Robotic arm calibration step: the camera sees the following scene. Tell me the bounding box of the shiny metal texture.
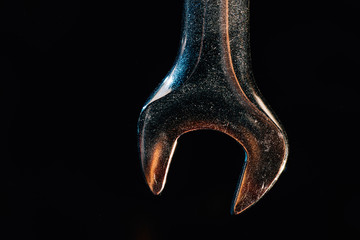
[138,0,289,214]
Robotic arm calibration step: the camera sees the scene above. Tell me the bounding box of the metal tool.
[137,0,289,214]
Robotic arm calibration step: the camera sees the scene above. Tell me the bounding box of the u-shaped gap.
[165,129,247,214]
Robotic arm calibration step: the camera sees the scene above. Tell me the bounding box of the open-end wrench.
[138,0,289,214]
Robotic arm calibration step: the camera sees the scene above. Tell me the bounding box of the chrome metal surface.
[138,0,289,214]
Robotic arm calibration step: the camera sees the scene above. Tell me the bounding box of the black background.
[0,0,359,239]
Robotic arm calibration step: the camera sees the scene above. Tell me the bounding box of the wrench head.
[138,79,288,214]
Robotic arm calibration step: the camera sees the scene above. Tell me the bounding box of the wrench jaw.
[138,117,178,195]
[216,108,287,214]
[230,128,288,215]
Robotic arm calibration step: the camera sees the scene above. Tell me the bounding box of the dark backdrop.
[0,0,359,239]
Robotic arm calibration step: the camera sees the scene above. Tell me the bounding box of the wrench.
[138,0,289,214]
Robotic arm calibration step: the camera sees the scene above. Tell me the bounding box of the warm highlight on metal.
[138,0,289,214]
